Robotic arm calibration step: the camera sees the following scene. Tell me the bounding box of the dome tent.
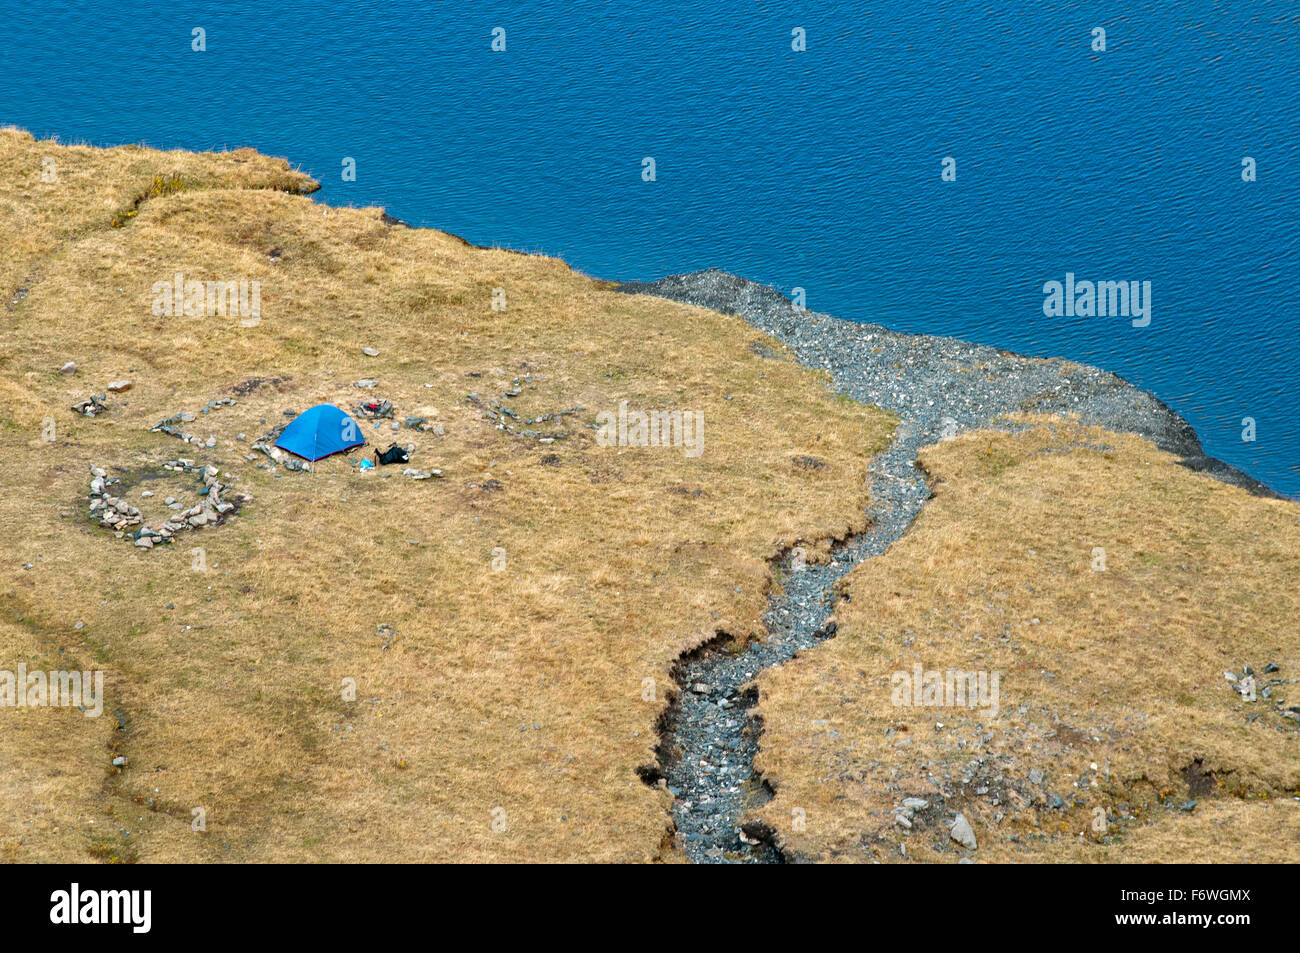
[275,404,365,461]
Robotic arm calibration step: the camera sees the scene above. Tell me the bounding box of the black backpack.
[375,443,410,466]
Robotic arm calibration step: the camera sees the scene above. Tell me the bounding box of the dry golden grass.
[0,128,895,862]
[751,417,1300,862]
[1072,798,1300,863]
[0,618,115,862]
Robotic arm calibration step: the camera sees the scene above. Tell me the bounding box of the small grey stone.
[949,813,977,850]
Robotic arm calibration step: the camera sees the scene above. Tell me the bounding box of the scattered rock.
[88,462,241,548]
[471,377,583,441]
[152,400,234,439]
[59,361,77,375]
[362,347,380,357]
[106,380,132,393]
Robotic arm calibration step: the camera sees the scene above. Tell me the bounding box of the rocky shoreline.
[618,268,1281,501]
[616,268,1286,863]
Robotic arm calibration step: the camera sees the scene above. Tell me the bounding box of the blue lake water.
[4,1,1296,493]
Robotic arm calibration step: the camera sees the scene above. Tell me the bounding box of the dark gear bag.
[375,443,410,466]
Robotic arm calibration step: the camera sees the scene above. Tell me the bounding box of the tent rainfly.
[274,404,366,461]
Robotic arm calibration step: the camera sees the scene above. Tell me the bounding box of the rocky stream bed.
[617,268,1281,864]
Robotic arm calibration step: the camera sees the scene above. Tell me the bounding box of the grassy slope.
[0,129,894,862]
[752,418,1300,862]
[6,129,1295,866]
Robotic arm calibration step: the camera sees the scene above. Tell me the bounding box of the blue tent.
[275,404,365,461]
